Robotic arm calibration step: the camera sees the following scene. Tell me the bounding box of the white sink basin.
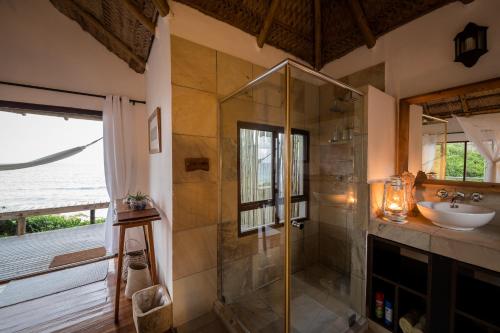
[417,201,495,231]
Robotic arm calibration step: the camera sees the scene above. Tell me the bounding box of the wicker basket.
[122,239,148,282]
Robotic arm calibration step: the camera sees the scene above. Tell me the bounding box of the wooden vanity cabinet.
[367,235,500,333]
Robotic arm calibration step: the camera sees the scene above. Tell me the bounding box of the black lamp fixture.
[454,22,488,68]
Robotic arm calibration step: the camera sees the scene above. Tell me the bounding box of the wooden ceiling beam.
[123,0,156,34]
[348,0,376,49]
[152,0,170,17]
[69,1,146,72]
[257,0,281,48]
[314,0,321,69]
[460,0,475,4]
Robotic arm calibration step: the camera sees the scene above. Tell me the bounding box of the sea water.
[0,161,109,218]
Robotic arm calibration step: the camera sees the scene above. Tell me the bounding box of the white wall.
[322,0,500,99]
[145,17,173,293]
[365,85,397,182]
[169,1,303,70]
[0,0,145,110]
[0,0,150,241]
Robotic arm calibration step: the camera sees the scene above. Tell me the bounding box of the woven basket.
[122,239,148,282]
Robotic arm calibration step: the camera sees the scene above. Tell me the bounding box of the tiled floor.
[226,264,364,333]
[0,224,106,282]
[177,312,229,333]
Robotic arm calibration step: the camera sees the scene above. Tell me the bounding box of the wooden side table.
[113,200,161,323]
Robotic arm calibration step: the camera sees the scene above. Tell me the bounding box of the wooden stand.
[113,200,160,323]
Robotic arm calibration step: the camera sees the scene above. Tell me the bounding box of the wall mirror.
[398,77,500,187]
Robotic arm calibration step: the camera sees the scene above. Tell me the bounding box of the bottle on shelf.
[384,299,393,327]
[375,292,384,319]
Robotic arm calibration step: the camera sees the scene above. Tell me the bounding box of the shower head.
[329,91,358,113]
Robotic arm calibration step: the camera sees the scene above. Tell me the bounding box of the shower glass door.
[219,65,287,332]
[218,60,367,333]
[288,66,367,332]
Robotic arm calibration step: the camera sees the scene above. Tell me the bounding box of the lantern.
[382,176,408,223]
[454,22,488,68]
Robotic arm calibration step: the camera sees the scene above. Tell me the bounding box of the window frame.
[237,121,309,237]
[445,140,488,182]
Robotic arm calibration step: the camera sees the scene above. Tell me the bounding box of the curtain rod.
[0,81,146,105]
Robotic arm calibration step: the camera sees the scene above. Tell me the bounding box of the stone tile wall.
[170,35,321,323]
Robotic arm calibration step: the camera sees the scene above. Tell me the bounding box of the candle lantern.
[454,22,488,68]
[382,176,408,223]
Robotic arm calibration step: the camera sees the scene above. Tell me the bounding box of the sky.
[0,111,103,167]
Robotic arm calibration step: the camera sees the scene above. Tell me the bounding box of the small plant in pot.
[126,192,150,210]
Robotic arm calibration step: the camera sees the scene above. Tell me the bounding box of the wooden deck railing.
[0,202,110,236]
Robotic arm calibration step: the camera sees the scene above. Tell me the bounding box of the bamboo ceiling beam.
[348,0,376,49]
[152,0,170,17]
[257,0,280,48]
[314,0,321,69]
[69,1,146,72]
[123,0,156,34]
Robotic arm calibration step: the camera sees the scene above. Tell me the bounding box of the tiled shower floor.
[226,264,365,333]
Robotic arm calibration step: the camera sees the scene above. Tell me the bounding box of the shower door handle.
[291,220,304,229]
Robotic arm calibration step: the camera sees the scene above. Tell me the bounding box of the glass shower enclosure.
[218,59,368,333]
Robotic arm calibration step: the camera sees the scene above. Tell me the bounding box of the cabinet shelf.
[372,238,428,295]
[455,310,500,332]
[369,235,500,333]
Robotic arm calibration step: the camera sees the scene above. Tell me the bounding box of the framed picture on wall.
[148,107,162,154]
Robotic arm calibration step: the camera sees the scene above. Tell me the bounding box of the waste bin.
[132,284,172,333]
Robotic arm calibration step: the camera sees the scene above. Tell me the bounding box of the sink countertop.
[369,215,500,273]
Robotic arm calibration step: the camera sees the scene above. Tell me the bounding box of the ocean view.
[0,112,108,219]
[0,161,109,218]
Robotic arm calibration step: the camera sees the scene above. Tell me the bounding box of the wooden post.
[17,217,26,236]
[314,0,321,70]
[257,0,280,48]
[348,0,376,48]
[90,209,96,224]
[123,0,156,34]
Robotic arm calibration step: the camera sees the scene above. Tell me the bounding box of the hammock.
[0,137,103,171]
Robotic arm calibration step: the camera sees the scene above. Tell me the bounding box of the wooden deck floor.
[0,224,106,282]
[0,259,136,333]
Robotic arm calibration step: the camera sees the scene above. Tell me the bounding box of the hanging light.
[454,22,488,68]
[382,176,408,223]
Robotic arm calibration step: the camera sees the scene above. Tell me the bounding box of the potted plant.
[126,192,150,210]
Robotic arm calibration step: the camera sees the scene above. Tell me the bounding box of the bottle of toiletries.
[375,292,384,319]
[384,299,393,326]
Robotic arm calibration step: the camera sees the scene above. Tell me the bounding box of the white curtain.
[455,115,500,182]
[421,134,438,173]
[103,96,145,254]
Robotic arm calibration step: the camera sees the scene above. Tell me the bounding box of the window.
[238,122,309,235]
[445,141,487,182]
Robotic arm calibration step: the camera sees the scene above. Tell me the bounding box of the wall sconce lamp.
[382,176,408,223]
[454,22,488,68]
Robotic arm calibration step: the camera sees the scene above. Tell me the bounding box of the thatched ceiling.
[178,0,458,69]
[50,0,161,73]
[423,88,500,119]
[50,0,464,73]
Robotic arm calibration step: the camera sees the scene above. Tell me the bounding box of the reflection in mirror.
[421,115,447,180]
[409,86,500,184]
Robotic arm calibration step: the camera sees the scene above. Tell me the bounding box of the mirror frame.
[397,76,500,190]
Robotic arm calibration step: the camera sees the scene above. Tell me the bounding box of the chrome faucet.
[450,191,465,208]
